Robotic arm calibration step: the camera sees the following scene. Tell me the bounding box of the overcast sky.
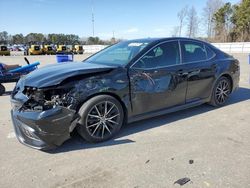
[0,0,240,39]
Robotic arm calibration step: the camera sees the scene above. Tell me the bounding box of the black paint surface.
[10,37,240,149]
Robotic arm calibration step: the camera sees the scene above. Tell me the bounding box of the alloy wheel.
[86,101,120,139]
[215,79,230,104]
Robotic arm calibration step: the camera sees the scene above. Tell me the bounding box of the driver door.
[129,41,188,116]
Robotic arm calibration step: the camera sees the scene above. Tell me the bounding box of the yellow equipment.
[0,45,10,56]
[29,45,43,55]
[73,45,84,54]
[43,45,55,55]
[56,45,67,53]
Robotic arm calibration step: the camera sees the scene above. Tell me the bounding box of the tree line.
[0,32,116,45]
[174,0,250,42]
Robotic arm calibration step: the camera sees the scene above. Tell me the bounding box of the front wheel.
[209,76,232,107]
[77,95,124,143]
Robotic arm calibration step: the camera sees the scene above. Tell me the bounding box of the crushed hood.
[23,61,116,88]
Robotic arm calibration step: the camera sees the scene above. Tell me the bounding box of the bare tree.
[203,0,224,38]
[186,6,199,38]
[0,31,9,44]
[177,6,188,37]
[171,26,180,37]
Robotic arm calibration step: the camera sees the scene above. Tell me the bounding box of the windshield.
[85,41,149,66]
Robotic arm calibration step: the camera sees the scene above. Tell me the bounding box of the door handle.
[190,70,200,74]
[177,69,188,76]
[179,72,189,76]
[154,70,159,74]
[211,64,217,69]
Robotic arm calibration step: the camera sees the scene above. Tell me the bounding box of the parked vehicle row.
[0,44,85,56]
[28,44,85,55]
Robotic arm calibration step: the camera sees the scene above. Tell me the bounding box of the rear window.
[181,41,207,63]
[62,46,66,51]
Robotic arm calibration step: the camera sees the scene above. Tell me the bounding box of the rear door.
[129,40,188,116]
[180,40,216,102]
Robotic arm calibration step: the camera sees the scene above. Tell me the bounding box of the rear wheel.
[209,76,231,107]
[77,95,124,143]
[0,84,5,96]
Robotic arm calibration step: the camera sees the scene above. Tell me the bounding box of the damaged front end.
[11,79,77,150]
[10,61,128,150]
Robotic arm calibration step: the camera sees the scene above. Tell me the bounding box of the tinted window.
[181,41,206,63]
[134,41,180,68]
[206,46,215,59]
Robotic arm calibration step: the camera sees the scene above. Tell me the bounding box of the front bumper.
[11,98,76,150]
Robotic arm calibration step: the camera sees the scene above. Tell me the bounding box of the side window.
[181,41,207,63]
[154,47,163,57]
[134,41,180,68]
[206,46,216,59]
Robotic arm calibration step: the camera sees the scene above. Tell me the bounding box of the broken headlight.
[22,87,69,111]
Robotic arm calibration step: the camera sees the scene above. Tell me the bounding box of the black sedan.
[10,38,240,150]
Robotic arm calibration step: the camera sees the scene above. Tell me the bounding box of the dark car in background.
[10,37,240,150]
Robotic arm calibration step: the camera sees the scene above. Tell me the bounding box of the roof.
[125,37,210,45]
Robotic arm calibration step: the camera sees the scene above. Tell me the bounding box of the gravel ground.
[0,53,249,188]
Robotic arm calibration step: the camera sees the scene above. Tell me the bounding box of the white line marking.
[7,132,16,139]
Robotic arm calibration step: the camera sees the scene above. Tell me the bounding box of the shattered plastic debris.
[204,181,210,187]
[174,177,191,186]
[189,160,194,164]
[145,160,150,164]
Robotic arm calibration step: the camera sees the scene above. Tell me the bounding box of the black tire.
[209,76,232,107]
[77,95,124,143]
[0,84,5,96]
